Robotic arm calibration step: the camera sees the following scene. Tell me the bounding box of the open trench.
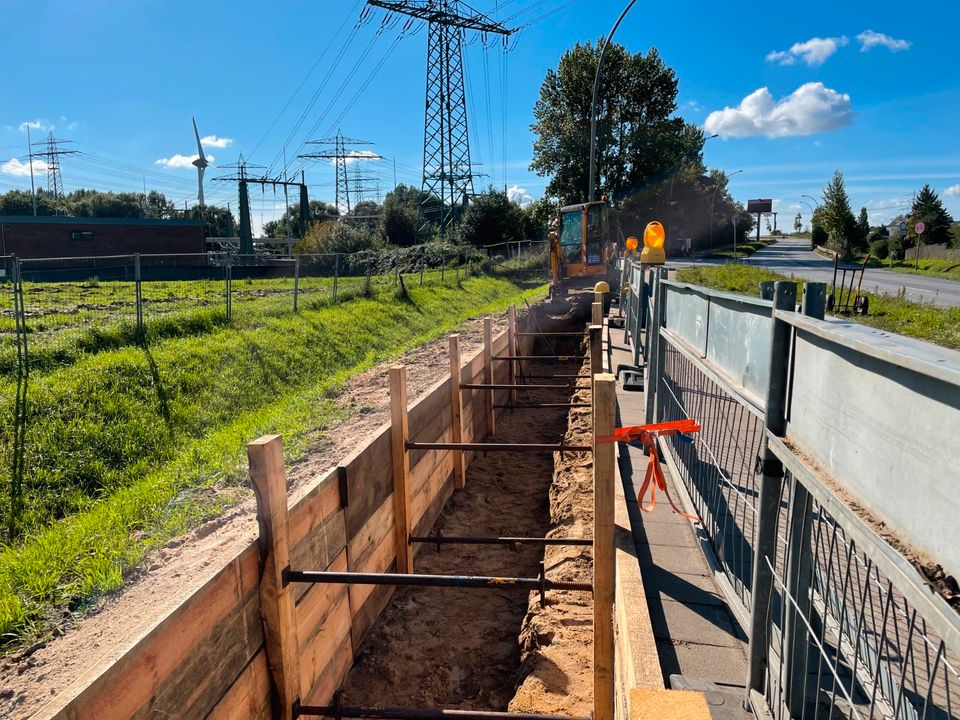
[338,319,596,715]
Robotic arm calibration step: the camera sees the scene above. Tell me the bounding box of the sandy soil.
[509,361,595,717]
[0,314,508,719]
[337,340,597,716]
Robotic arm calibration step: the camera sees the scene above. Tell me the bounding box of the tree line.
[808,171,958,259]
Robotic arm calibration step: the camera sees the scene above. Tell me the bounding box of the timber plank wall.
[41,314,536,720]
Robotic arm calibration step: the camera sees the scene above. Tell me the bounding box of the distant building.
[0,216,206,259]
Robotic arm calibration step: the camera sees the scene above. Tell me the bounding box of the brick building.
[0,216,206,258]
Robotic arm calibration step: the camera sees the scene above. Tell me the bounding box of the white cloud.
[18,119,47,133]
[155,153,214,168]
[944,184,960,197]
[766,36,848,67]
[857,30,911,53]
[1,157,49,176]
[704,82,854,139]
[200,135,233,149]
[507,185,533,207]
[686,99,703,113]
[340,150,380,166]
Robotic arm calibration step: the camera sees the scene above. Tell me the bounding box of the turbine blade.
[192,116,206,160]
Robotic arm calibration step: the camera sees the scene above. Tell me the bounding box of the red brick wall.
[0,221,205,258]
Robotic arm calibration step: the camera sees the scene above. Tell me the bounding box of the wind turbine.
[191,117,210,206]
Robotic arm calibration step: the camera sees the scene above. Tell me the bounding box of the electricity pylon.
[299,131,382,215]
[367,1,513,237]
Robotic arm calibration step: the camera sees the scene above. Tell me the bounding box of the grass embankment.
[704,237,775,260]
[869,257,960,281]
[0,273,545,644]
[675,264,960,350]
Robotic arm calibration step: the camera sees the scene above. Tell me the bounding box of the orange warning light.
[625,236,639,252]
[643,222,665,249]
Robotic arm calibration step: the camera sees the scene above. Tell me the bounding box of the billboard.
[747,198,773,213]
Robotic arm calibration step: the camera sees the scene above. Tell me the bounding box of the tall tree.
[820,171,857,256]
[453,189,524,248]
[794,212,802,233]
[857,207,870,243]
[530,41,704,206]
[906,184,954,247]
[379,184,430,246]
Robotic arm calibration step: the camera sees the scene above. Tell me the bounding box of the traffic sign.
[915,221,925,235]
[899,221,907,232]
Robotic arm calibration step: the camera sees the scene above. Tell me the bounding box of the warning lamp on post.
[640,221,666,265]
[624,236,639,256]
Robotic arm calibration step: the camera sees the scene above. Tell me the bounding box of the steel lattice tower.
[368,1,512,237]
[30,132,77,206]
[300,131,381,214]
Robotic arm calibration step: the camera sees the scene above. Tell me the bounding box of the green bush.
[870,238,889,260]
[888,234,904,261]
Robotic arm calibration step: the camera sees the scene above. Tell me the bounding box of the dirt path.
[0,314,507,719]
[338,356,570,709]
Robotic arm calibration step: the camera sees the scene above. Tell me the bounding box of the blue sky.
[2,0,959,233]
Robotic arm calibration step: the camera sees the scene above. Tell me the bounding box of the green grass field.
[0,268,545,646]
[704,238,775,260]
[675,264,960,350]
[871,256,960,281]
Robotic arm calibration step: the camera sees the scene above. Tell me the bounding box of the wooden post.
[448,335,466,489]
[589,324,603,380]
[390,367,414,574]
[592,300,603,326]
[593,374,616,720]
[507,305,517,405]
[483,317,495,437]
[248,435,301,720]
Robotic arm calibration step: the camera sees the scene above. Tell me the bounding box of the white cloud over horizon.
[1,157,50,176]
[200,135,232,149]
[766,36,848,66]
[945,184,960,197]
[155,153,214,169]
[507,185,533,207]
[857,30,911,53]
[704,83,854,139]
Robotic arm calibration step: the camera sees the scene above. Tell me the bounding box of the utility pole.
[299,130,381,215]
[30,131,78,214]
[368,1,513,237]
[26,126,37,216]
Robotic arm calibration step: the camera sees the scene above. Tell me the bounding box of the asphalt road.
[677,237,960,308]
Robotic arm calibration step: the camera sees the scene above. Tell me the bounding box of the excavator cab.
[549,199,617,297]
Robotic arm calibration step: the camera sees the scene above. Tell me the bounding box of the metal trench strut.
[409,528,592,552]
[297,695,591,720]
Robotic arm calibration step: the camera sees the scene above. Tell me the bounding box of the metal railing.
[628,260,960,719]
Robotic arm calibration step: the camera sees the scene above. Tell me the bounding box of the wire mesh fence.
[639,269,960,720]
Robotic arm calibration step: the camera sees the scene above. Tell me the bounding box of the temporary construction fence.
[34,308,618,720]
[620,260,960,719]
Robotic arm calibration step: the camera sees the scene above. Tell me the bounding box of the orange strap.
[595,419,701,522]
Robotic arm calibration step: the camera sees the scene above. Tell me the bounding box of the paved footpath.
[605,312,752,719]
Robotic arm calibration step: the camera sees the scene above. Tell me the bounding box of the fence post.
[134,253,143,338]
[389,367,414,574]
[589,325,602,379]
[780,286,825,716]
[225,254,233,322]
[644,267,667,422]
[631,264,644,365]
[483,317,495,437]
[507,305,517,405]
[745,281,798,709]
[592,300,603,326]
[333,254,340,303]
[293,255,300,313]
[448,335,466,489]
[593,373,616,720]
[248,435,301,720]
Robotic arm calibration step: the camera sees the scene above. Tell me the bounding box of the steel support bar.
[492,355,584,361]
[460,383,583,390]
[285,570,593,593]
[515,331,584,337]
[405,441,591,452]
[520,373,590,379]
[409,534,592,547]
[493,403,592,409]
[297,704,590,720]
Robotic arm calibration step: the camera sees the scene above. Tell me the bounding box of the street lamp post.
[588,0,638,202]
[710,168,742,249]
[802,194,821,210]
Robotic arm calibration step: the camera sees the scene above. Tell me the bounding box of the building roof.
[0,215,206,227]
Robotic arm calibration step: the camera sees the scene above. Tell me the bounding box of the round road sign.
[915,221,926,235]
[899,221,907,232]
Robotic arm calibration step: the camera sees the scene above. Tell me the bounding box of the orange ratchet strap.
[596,419,701,522]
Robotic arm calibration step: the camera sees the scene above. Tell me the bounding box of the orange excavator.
[547,197,619,298]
